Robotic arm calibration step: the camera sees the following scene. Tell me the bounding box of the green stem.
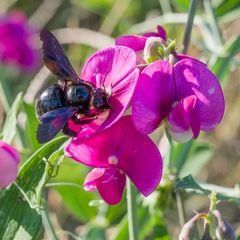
[176,190,186,227]
[41,196,59,240]
[41,206,59,240]
[182,0,198,54]
[208,192,217,239]
[203,0,223,47]
[127,178,139,240]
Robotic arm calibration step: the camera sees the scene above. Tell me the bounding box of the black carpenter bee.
[35,30,110,143]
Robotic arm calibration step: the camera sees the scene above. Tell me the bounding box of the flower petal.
[65,116,163,196]
[116,116,162,196]
[81,46,137,89]
[84,166,126,205]
[0,141,20,188]
[84,168,105,191]
[132,60,175,134]
[174,53,207,66]
[143,25,167,41]
[174,59,225,131]
[167,95,200,143]
[115,35,147,51]
[98,68,139,131]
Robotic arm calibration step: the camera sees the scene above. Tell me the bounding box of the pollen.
[105,87,111,96]
[108,155,118,165]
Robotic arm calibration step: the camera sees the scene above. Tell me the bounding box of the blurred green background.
[0,0,239,239]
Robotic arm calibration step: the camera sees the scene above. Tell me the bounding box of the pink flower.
[116,25,166,64]
[70,46,139,137]
[132,59,225,143]
[0,141,20,188]
[65,116,162,205]
[0,12,39,71]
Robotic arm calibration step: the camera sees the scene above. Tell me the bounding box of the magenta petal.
[84,167,126,204]
[143,25,167,41]
[98,69,139,131]
[89,166,126,205]
[115,117,162,196]
[174,53,207,66]
[65,116,162,196]
[167,95,200,142]
[76,69,139,135]
[65,130,112,168]
[115,35,147,51]
[174,59,225,131]
[0,141,20,188]
[81,46,137,89]
[157,25,167,41]
[84,168,105,191]
[132,60,175,134]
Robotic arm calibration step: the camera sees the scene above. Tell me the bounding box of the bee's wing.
[37,107,78,143]
[40,30,79,83]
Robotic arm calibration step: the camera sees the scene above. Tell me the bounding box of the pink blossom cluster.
[63,26,224,204]
[0,12,39,71]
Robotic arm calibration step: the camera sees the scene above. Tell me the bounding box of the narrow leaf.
[0,136,67,240]
[2,92,22,144]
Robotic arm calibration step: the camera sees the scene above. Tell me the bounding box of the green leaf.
[215,0,240,17]
[175,175,240,204]
[1,92,22,144]
[23,102,41,151]
[211,36,240,83]
[0,136,68,240]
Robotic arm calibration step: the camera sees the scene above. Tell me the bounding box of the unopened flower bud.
[144,37,166,63]
[179,213,207,240]
[216,220,236,240]
[0,141,20,188]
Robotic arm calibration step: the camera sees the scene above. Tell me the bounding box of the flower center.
[108,155,118,165]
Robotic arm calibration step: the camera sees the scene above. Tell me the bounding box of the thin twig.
[125,13,202,35]
[203,0,223,47]
[53,28,114,49]
[182,0,199,54]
